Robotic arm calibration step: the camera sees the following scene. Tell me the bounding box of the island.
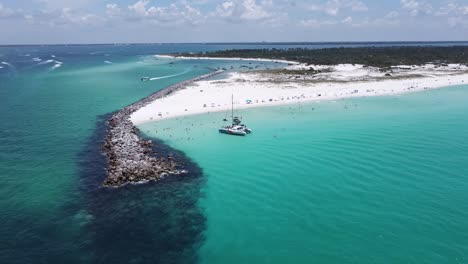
[106,46,468,187]
[131,46,468,125]
[172,46,468,68]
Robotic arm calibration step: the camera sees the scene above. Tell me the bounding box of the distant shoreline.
[156,54,299,65]
[171,46,468,68]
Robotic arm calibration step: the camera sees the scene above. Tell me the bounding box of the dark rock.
[102,70,224,188]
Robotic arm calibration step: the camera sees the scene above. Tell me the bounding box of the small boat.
[219,95,252,136]
[141,77,150,82]
[218,125,247,136]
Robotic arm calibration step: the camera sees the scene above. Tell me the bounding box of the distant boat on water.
[140,77,150,82]
[219,95,252,136]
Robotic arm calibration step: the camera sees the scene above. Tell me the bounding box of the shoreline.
[130,63,468,125]
[102,69,224,187]
[156,54,300,65]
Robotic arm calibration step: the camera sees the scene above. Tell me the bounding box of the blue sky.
[0,0,467,44]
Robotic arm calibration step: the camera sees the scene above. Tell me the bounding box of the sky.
[0,0,467,44]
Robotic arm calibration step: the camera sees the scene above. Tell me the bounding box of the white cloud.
[106,4,122,17]
[463,6,468,15]
[1,0,468,43]
[342,16,353,24]
[213,0,273,22]
[436,3,458,16]
[147,4,205,24]
[299,19,323,28]
[241,0,271,20]
[35,0,96,9]
[215,1,237,18]
[0,3,20,19]
[299,16,356,28]
[435,2,468,16]
[385,11,399,19]
[183,5,206,24]
[427,2,468,28]
[400,0,432,16]
[261,0,273,6]
[27,8,104,27]
[447,15,468,28]
[358,17,400,27]
[123,0,205,25]
[307,0,368,16]
[128,0,149,17]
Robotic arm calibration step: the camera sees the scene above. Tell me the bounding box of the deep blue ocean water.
[1,42,467,264]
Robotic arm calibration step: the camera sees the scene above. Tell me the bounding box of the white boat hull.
[219,127,247,136]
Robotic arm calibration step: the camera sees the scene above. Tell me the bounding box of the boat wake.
[37,59,63,70]
[149,70,189,81]
[51,61,63,70]
[38,59,55,65]
[1,61,13,67]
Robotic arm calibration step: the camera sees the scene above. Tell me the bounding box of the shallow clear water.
[1,43,468,264]
[141,87,468,264]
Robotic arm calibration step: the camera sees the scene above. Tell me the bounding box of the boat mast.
[231,94,234,123]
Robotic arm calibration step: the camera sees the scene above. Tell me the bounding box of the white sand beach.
[155,55,299,65]
[131,62,468,125]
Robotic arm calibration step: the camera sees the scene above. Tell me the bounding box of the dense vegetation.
[174,46,468,68]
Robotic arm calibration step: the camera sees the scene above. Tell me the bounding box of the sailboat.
[218,95,252,136]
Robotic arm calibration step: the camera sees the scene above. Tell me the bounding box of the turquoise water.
[0,44,285,263]
[141,86,468,264]
[1,43,468,263]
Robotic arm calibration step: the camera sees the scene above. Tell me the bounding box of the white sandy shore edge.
[156,54,299,65]
[131,63,468,125]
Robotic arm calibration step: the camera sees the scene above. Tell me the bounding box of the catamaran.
[219,95,252,136]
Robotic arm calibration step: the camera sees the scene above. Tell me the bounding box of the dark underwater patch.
[77,113,206,264]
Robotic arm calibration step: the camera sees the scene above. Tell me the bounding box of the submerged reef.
[102,70,223,187]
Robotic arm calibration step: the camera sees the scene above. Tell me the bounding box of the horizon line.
[1,40,468,47]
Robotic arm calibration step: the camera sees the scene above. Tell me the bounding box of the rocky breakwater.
[102,70,224,187]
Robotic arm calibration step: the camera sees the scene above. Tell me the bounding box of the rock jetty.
[102,70,224,187]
